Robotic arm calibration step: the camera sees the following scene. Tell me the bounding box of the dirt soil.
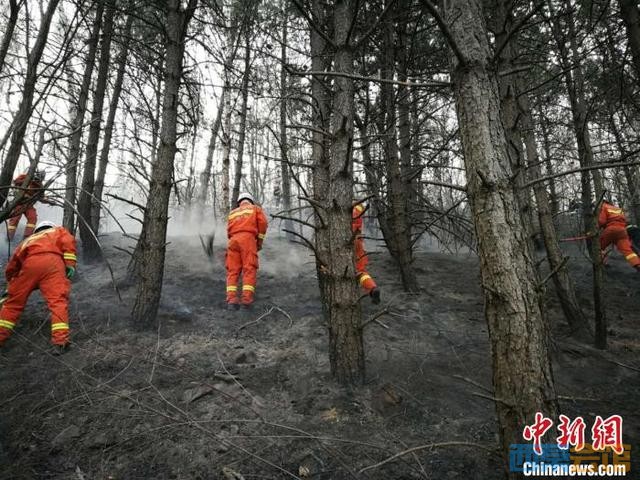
[0,234,638,479]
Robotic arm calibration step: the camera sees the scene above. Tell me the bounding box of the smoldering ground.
[0,209,638,478]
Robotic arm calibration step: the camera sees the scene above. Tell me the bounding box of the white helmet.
[237,192,255,205]
[34,220,57,233]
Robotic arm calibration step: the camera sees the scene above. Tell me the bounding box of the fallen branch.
[236,306,276,332]
[359,441,498,473]
[537,256,569,290]
[213,372,239,383]
[451,374,492,393]
[361,308,390,330]
[273,304,294,328]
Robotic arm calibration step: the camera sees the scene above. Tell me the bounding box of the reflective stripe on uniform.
[607,208,623,215]
[0,320,16,330]
[228,209,254,221]
[19,229,54,252]
[257,233,265,239]
[0,319,15,330]
[226,285,237,292]
[7,226,16,230]
[51,322,69,331]
[359,274,372,285]
[63,253,77,261]
[625,253,638,260]
[242,285,255,292]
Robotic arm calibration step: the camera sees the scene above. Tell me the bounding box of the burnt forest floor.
[0,234,638,479]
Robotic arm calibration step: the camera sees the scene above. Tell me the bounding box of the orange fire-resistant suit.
[0,227,77,346]
[353,204,377,293]
[226,200,268,306]
[6,173,44,240]
[598,201,640,269]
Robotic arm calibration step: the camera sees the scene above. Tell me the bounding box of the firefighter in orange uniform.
[0,221,76,353]
[353,203,381,304]
[598,200,640,271]
[6,170,47,241]
[226,193,268,310]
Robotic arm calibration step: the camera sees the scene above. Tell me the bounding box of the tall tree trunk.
[131,0,196,328]
[216,17,240,215]
[493,1,538,251]
[231,29,251,206]
[310,0,332,321]
[550,0,607,349]
[78,0,116,260]
[92,12,134,232]
[494,0,588,337]
[62,1,104,232]
[0,0,20,78]
[396,1,419,237]
[443,0,558,471]
[619,0,640,82]
[127,66,163,281]
[279,7,293,240]
[378,1,419,292]
[185,126,198,206]
[538,105,560,216]
[525,112,590,338]
[199,90,224,206]
[325,0,364,385]
[0,0,60,212]
[221,82,232,215]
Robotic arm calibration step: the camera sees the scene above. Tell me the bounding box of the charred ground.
[0,235,638,479]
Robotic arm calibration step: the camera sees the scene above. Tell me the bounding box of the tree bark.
[443,0,558,471]
[310,0,332,319]
[619,0,640,83]
[538,105,560,216]
[221,81,232,215]
[325,0,364,385]
[0,0,20,77]
[493,0,539,251]
[78,0,116,260]
[62,1,104,233]
[131,0,197,328]
[231,29,251,206]
[92,12,134,233]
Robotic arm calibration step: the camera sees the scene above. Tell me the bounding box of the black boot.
[370,288,381,305]
[52,343,70,356]
[227,303,240,311]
